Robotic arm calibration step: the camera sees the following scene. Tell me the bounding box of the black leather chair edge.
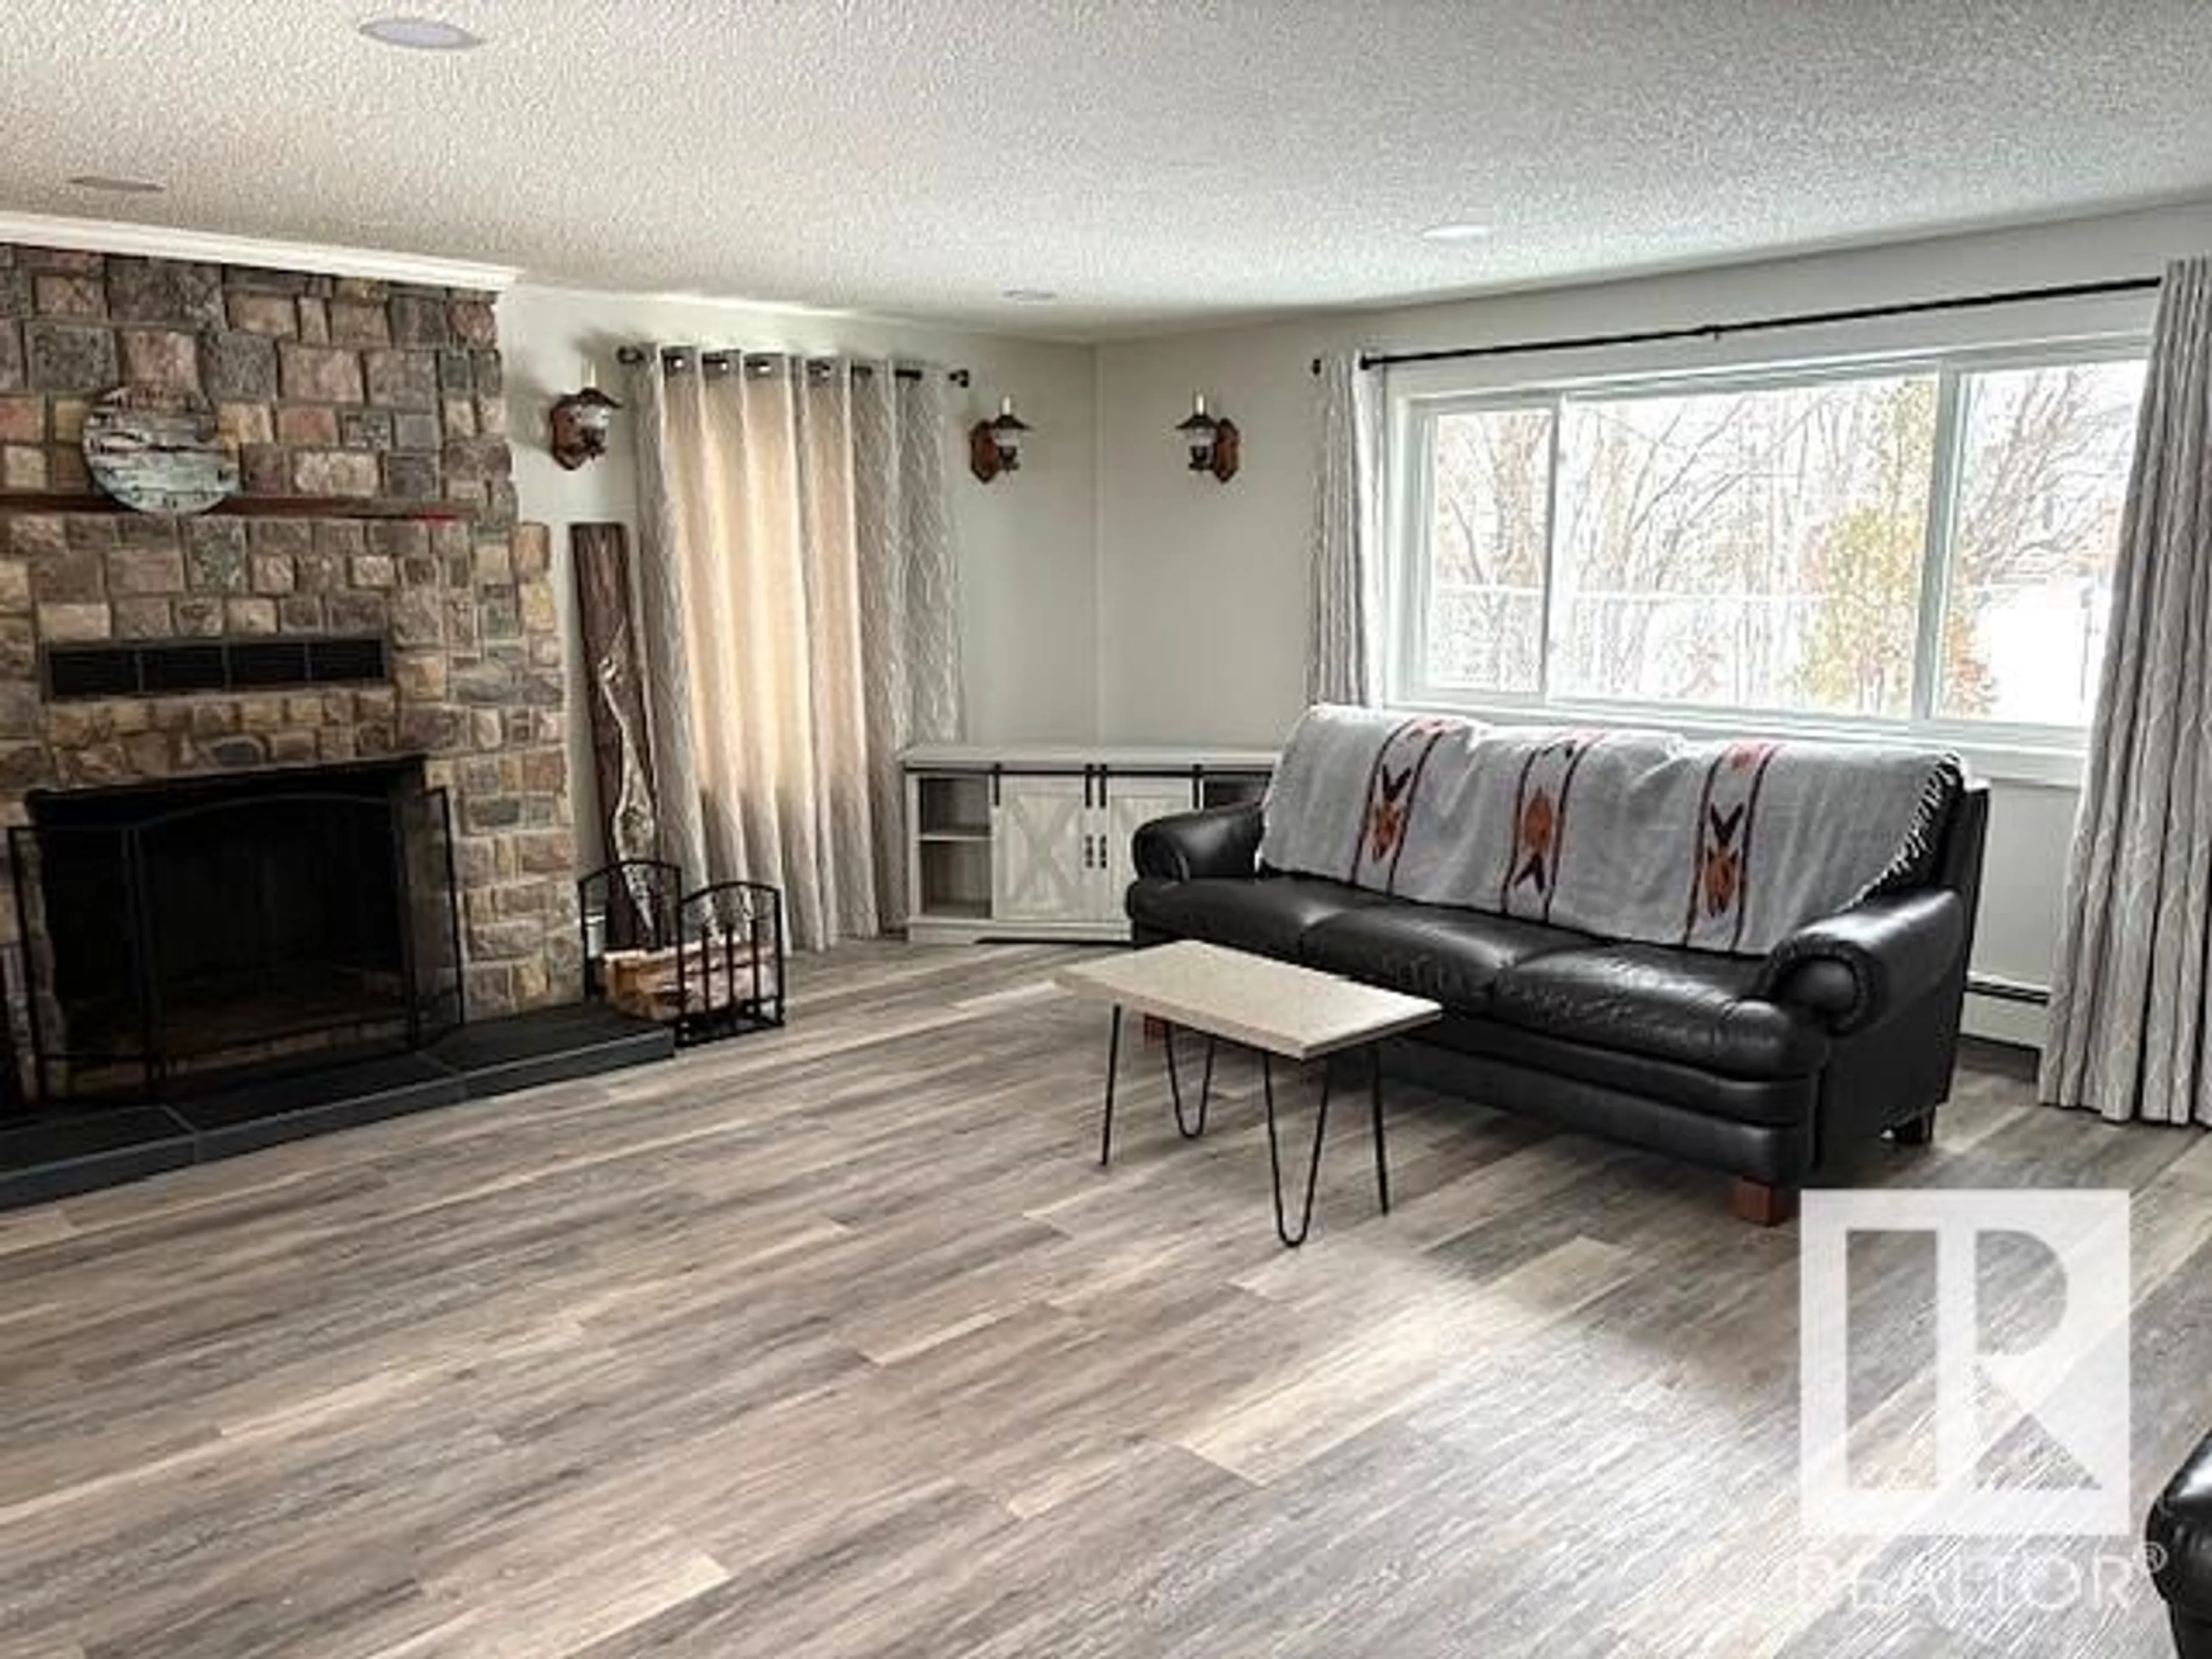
[2152,1434,2212,1656]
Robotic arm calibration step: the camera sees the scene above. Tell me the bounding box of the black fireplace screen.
[7,761,463,1104]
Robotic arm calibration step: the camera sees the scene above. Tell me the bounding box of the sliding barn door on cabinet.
[1096,780,1200,917]
[990,775,1092,925]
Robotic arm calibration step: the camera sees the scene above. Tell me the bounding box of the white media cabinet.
[902,744,1276,944]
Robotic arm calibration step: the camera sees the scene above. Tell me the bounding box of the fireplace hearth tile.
[431,1001,674,1099]
[173,1051,466,1158]
[0,1004,674,1212]
[0,1105,196,1209]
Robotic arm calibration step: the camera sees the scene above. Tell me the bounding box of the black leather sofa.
[2153,1436,2212,1654]
[1127,783,1987,1223]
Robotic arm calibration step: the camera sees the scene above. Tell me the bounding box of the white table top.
[1056,941,1441,1061]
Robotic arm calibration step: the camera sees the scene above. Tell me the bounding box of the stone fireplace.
[0,241,579,1103]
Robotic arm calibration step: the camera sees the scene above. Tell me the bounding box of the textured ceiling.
[2,1,2209,339]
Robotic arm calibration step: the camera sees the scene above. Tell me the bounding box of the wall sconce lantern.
[549,368,622,470]
[968,396,1032,483]
[1175,393,1240,483]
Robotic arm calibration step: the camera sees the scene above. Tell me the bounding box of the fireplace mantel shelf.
[0,493,478,522]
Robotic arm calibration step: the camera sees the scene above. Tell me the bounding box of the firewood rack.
[577,861,785,1045]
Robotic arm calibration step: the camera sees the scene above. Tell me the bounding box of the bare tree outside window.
[1409,350,2145,732]
[1941,361,2145,724]
[1426,406,1551,692]
[1553,374,1936,717]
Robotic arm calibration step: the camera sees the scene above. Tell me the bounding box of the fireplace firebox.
[9,759,463,1104]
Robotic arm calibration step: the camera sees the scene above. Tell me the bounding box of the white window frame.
[1383,336,2149,785]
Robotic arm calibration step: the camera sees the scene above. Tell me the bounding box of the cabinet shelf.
[914,897,991,922]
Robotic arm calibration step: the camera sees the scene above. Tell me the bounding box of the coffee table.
[1055,941,1442,1245]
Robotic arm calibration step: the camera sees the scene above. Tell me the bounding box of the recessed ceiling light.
[1001,288,1058,303]
[1420,222,1494,244]
[358,16,484,50]
[66,175,165,195]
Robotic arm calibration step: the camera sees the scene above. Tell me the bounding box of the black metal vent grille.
[44,636,389,701]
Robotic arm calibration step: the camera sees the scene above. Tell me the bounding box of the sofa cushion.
[1419,1010,1820,1130]
[1301,906,1592,1013]
[1487,943,1830,1080]
[1126,875,1400,961]
[1399,1020,1820,1154]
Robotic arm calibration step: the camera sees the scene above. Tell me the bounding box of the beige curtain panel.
[1306,351,1383,706]
[2041,256,2212,1123]
[627,351,961,950]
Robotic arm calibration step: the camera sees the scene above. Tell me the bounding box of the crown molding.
[0,211,520,293]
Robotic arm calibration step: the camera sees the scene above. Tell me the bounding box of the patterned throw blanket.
[1259,705,1961,956]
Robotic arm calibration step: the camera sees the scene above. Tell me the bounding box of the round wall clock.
[82,385,240,516]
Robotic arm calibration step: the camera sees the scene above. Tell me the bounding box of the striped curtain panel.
[626,351,961,950]
[2041,256,2212,1123]
[1306,351,1383,706]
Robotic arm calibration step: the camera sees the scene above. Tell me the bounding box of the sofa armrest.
[1132,802,1264,881]
[1756,889,1966,1036]
[2150,1432,2212,1627]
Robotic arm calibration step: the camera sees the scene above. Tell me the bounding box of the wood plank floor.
[0,941,2200,1657]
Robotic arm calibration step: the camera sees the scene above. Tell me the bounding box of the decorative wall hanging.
[570,521,663,868]
[81,386,238,514]
[1175,393,1240,482]
[550,368,622,469]
[968,396,1032,482]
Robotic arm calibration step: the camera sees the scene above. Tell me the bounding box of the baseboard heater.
[1967,973,2050,1007]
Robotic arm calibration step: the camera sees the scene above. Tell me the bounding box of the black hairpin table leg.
[1262,1051,1335,1247]
[1369,1042,1391,1215]
[1098,1004,1122,1166]
[1164,1024,1217,1139]
[1099,1013,1393,1248]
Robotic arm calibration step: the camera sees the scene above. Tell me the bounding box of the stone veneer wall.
[0,243,577,1018]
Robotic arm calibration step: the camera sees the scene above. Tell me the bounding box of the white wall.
[1093,200,2212,1043]
[498,282,1099,869]
[497,204,2212,1046]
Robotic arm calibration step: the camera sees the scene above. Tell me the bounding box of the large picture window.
[1396,349,2146,739]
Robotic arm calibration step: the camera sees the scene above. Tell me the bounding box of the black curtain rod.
[1321,274,2161,375]
[612,344,969,386]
